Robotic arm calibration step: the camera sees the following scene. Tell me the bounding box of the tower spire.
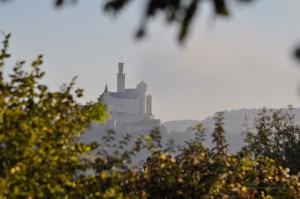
[117,62,125,92]
[104,84,108,93]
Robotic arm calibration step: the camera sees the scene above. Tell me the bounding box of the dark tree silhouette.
[0,0,258,42]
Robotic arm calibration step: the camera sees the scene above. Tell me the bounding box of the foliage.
[1,35,300,198]
[128,114,300,199]
[245,106,300,175]
[212,111,228,153]
[103,0,256,42]
[134,148,300,198]
[0,33,110,198]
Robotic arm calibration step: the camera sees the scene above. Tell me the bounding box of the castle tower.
[146,95,152,115]
[117,62,125,92]
[137,81,147,114]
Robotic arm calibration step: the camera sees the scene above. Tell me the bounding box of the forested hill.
[82,108,300,156]
[163,108,300,152]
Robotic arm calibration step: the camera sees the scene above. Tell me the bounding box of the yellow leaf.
[242,186,247,193]
[178,178,184,183]
[101,172,107,179]
[160,154,166,160]
[170,156,176,163]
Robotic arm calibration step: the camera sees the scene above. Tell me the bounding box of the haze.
[1,0,300,122]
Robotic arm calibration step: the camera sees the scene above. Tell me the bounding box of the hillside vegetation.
[163,108,300,153]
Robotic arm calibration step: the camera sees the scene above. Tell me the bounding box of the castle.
[99,62,161,133]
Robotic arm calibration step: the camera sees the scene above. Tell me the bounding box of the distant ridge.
[163,108,300,152]
[82,107,300,164]
[163,120,199,132]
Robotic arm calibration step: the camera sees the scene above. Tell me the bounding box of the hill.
[163,108,300,152]
[81,107,300,164]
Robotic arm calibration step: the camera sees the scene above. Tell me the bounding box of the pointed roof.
[99,84,109,101]
[104,84,109,93]
[137,80,147,88]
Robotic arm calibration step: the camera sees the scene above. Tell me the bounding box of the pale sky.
[1,0,300,122]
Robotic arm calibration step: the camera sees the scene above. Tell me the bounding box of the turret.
[137,81,147,114]
[117,62,125,92]
[146,95,152,115]
[104,84,109,93]
[99,84,110,103]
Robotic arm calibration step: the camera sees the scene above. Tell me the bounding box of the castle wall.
[109,97,140,115]
[112,113,147,124]
[114,119,161,134]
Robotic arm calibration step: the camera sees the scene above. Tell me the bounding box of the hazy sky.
[1,0,300,122]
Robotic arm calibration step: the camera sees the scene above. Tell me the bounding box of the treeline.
[0,34,299,198]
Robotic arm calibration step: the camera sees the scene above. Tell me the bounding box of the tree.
[131,114,300,198]
[0,33,110,198]
[245,106,300,175]
[212,111,228,153]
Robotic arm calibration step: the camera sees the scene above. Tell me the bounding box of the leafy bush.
[0,33,109,198]
[127,115,300,198]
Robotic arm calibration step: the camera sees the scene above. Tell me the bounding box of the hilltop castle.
[99,62,161,133]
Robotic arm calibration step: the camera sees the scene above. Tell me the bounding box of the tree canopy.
[245,107,300,175]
